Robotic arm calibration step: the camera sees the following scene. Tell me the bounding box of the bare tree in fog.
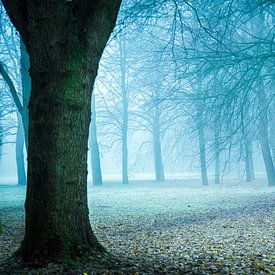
[95,26,143,184]
[0,7,28,185]
[168,0,275,185]
[89,93,103,186]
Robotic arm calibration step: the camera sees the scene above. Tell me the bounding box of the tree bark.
[2,0,121,263]
[89,94,103,186]
[16,113,27,186]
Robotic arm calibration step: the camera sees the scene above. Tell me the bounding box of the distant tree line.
[0,0,274,187]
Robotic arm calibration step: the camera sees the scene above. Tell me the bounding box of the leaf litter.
[0,181,274,274]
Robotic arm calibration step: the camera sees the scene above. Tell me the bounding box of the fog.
[0,127,269,184]
[0,0,274,273]
[0,16,273,185]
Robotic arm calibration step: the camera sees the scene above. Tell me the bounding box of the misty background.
[0,1,274,186]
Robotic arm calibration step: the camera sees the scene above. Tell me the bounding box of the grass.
[0,179,274,273]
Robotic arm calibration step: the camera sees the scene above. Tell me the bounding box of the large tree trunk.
[89,94,103,186]
[119,34,129,185]
[153,101,165,182]
[16,113,26,186]
[3,0,121,263]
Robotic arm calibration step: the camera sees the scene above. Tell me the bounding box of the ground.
[0,180,274,274]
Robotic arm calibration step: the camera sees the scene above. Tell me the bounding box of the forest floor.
[0,180,274,274]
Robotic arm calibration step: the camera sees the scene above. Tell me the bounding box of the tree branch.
[1,0,28,43]
[0,61,23,115]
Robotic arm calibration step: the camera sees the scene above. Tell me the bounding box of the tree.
[258,85,275,186]
[195,103,208,186]
[20,39,31,148]
[89,93,103,186]
[95,29,137,185]
[16,39,30,186]
[2,0,121,263]
[0,60,27,185]
[0,9,29,185]
[118,33,129,184]
[135,72,167,182]
[168,0,274,185]
[214,119,221,184]
[0,66,17,163]
[269,101,275,164]
[15,114,26,185]
[241,105,255,183]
